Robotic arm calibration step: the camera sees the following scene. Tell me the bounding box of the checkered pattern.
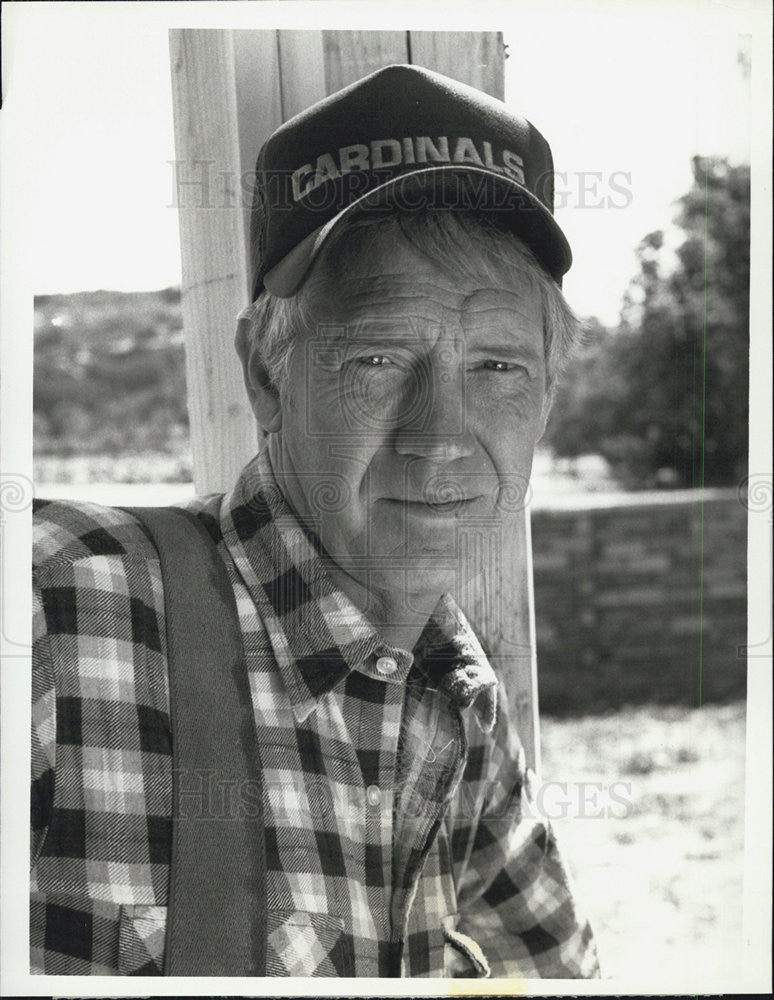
[31,449,600,977]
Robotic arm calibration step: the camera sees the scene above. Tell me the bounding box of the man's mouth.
[381,495,482,512]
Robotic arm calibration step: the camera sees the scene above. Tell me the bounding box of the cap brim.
[262,165,571,298]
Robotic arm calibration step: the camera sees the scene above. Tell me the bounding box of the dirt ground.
[540,700,747,986]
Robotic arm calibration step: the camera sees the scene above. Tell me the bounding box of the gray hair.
[241,210,582,409]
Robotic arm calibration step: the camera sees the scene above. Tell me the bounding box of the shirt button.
[376,655,397,675]
[366,784,381,807]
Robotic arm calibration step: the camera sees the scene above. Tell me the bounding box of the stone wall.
[530,490,747,714]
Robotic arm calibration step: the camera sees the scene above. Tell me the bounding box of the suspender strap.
[123,506,266,976]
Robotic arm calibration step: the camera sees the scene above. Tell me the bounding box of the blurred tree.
[545,156,750,488]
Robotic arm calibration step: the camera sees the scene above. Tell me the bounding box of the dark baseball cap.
[249,63,571,299]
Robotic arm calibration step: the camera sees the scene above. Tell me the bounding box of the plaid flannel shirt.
[31,448,600,978]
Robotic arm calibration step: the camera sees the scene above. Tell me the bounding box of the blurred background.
[20,6,751,986]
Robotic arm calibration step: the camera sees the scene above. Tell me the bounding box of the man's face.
[270,223,547,605]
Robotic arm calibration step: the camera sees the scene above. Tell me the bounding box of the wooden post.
[408,31,505,96]
[168,29,540,771]
[168,29,258,494]
[322,31,409,91]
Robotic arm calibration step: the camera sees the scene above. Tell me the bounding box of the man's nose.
[394,360,474,461]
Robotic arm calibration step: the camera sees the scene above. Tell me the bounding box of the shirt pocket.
[442,912,490,978]
[265,910,345,977]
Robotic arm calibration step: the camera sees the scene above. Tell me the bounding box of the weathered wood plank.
[168,29,258,494]
[322,30,409,93]
[277,30,327,119]
[409,31,505,98]
[232,29,283,268]
[455,499,540,771]
[520,508,540,773]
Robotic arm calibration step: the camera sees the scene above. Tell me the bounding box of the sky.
[3,2,752,326]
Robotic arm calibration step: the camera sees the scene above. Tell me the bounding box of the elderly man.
[31,65,599,978]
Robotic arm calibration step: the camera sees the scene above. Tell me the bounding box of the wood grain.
[168,29,259,494]
[232,30,283,268]
[455,505,540,771]
[277,31,327,119]
[409,32,505,98]
[322,31,409,93]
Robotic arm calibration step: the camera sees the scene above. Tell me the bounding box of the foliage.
[34,288,190,460]
[545,157,750,488]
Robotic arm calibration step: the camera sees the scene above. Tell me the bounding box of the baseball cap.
[249,64,571,299]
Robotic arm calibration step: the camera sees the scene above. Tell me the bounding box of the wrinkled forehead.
[301,213,543,320]
[294,228,544,358]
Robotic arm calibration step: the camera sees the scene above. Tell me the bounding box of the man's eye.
[483,359,520,372]
[355,355,391,367]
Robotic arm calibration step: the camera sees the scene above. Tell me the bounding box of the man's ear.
[234,315,282,434]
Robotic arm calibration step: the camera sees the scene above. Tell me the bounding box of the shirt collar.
[219,448,498,733]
